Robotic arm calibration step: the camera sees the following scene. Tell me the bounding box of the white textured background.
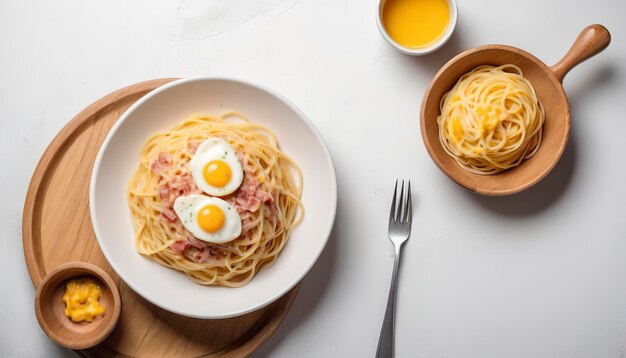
[1,0,625,357]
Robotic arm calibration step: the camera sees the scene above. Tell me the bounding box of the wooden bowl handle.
[550,24,611,82]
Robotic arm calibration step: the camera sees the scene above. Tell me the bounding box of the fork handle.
[376,245,401,358]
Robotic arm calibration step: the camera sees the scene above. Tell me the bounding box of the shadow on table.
[464,63,617,217]
[465,131,578,217]
[253,205,340,357]
[49,343,75,357]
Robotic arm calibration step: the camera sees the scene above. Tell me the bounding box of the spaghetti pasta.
[437,65,545,174]
[127,113,303,287]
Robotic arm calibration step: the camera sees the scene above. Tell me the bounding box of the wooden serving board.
[22,79,299,357]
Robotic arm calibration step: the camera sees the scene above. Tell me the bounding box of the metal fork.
[376,180,412,358]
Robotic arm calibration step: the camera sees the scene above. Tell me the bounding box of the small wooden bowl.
[420,24,611,195]
[34,262,121,350]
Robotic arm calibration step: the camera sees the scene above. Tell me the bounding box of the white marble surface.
[1,0,625,357]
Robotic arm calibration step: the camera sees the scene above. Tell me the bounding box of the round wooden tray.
[22,78,299,357]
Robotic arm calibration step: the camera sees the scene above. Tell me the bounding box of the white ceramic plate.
[90,77,337,319]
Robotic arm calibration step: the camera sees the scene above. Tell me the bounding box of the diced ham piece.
[231,183,272,212]
[187,236,208,249]
[150,153,172,174]
[162,208,177,222]
[169,173,197,197]
[191,249,225,265]
[237,196,261,212]
[188,140,202,154]
[193,250,210,263]
[159,186,173,207]
[170,240,188,254]
[255,190,273,203]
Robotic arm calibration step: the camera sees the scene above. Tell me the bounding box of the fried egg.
[190,137,243,196]
[173,195,242,244]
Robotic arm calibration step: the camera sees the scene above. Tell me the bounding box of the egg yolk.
[450,117,464,143]
[197,204,225,233]
[476,106,503,134]
[203,160,232,187]
[62,277,106,323]
[382,0,450,49]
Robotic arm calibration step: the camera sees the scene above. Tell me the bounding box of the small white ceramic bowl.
[376,0,458,56]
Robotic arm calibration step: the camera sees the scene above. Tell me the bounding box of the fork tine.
[395,180,404,223]
[389,180,398,224]
[404,181,412,224]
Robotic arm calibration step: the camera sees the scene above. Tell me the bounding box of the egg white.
[190,138,244,196]
[173,194,242,244]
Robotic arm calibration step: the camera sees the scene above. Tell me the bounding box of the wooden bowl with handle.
[420,24,611,195]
